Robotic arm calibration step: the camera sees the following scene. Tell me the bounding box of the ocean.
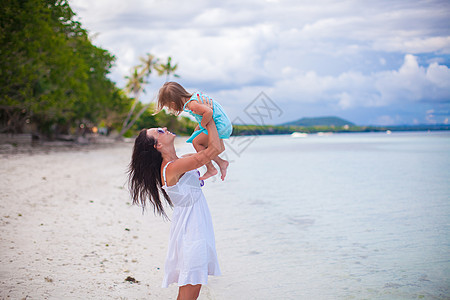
[189,131,450,299]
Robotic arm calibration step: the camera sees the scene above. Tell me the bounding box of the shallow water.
[195,131,450,299]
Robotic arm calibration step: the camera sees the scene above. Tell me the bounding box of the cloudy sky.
[69,0,450,126]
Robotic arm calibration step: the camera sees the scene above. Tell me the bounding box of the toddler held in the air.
[157,82,233,180]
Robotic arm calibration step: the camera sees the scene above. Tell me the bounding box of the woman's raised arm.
[168,118,223,177]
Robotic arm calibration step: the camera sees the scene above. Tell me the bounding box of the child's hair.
[157,82,193,115]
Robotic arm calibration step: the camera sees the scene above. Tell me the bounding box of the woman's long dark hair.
[128,129,172,218]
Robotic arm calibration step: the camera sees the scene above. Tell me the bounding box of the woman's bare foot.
[199,167,218,180]
[216,160,229,181]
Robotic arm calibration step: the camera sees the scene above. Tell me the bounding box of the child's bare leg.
[192,133,217,180]
[212,139,229,181]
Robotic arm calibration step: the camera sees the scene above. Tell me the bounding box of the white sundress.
[161,161,221,288]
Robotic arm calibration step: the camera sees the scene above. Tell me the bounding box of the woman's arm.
[166,120,223,180]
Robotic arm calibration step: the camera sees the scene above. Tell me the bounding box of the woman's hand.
[199,94,213,109]
[190,94,213,128]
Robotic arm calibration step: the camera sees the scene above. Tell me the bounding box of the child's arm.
[188,96,213,128]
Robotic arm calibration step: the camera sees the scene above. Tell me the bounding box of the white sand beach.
[2,132,449,299]
[0,139,217,299]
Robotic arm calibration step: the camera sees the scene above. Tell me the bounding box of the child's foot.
[199,168,218,181]
[217,160,229,181]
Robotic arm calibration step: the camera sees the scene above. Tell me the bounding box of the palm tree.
[155,56,180,81]
[120,66,146,134]
[118,54,180,137]
[138,53,159,78]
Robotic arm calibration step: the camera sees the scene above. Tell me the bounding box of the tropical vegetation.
[232,123,450,136]
[0,0,196,140]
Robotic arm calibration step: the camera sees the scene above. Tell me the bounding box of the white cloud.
[69,0,450,125]
[427,62,450,88]
[376,54,450,103]
[376,115,402,126]
[218,54,450,112]
[374,36,450,54]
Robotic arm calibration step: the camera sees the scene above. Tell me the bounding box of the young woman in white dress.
[128,95,223,300]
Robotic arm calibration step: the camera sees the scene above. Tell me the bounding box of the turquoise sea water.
[194,131,450,299]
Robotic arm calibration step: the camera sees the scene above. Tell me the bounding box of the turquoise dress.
[183,92,233,143]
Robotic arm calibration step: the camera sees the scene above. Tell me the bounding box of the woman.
[128,96,224,300]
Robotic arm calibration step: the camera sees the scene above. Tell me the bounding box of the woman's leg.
[177,284,202,300]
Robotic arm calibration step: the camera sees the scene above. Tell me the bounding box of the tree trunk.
[117,102,151,138]
[120,90,141,132]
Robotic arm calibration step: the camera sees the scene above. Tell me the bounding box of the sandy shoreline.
[0,137,217,299]
[3,132,447,299]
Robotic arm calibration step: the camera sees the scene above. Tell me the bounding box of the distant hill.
[281,116,355,127]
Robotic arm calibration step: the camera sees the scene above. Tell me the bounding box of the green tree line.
[0,0,196,139]
[232,124,450,136]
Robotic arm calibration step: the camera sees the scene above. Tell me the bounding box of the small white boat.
[317,132,333,136]
[386,130,392,134]
[291,132,308,138]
